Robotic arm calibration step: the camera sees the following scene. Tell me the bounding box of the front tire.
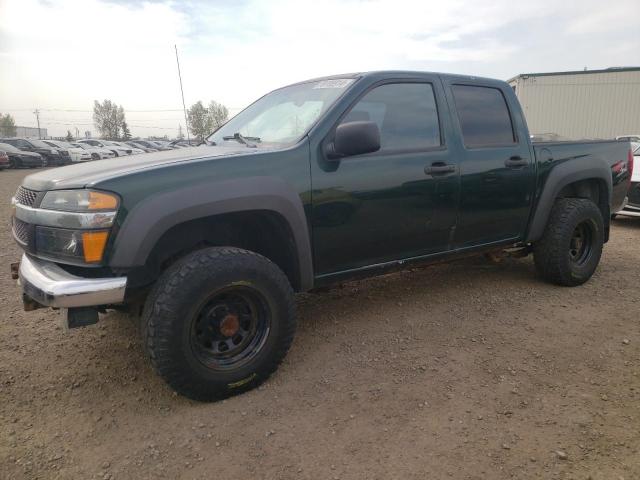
[141,247,296,401]
[534,198,604,286]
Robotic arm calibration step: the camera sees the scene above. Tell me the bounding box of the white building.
[15,125,47,138]
[508,67,640,140]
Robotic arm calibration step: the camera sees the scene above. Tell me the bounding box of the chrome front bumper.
[18,254,127,308]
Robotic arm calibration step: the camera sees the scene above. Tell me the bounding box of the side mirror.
[327,121,381,159]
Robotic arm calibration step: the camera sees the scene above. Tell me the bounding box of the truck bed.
[532,140,631,213]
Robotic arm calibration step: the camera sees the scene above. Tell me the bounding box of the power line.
[4,107,244,113]
[38,120,177,130]
[4,108,185,113]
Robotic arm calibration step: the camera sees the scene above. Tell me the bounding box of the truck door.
[311,79,460,276]
[443,82,535,248]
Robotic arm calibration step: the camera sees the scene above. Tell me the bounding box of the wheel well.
[144,210,302,291]
[556,178,610,240]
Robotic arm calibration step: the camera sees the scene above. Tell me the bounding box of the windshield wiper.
[222,132,260,148]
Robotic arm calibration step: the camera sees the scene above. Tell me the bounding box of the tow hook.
[65,308,100,329]
[22,294,46,311]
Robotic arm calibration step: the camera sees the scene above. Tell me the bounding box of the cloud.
[0,0,638,137]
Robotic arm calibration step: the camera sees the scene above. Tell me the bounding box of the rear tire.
[141,247,296,401]
[534,198,604,286]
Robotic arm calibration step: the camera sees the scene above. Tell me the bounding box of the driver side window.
[340,82,441,152]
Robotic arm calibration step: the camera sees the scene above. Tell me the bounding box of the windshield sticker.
[313,79,354,89]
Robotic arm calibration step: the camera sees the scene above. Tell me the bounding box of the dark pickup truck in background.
[11,71,633,401]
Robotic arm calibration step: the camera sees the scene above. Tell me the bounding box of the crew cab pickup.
[11,71,633,401]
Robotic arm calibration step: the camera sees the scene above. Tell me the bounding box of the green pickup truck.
[12,71,633,401]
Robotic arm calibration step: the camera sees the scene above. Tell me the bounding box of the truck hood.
[21,145,257,191]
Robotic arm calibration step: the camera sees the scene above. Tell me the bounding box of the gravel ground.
[1,168,639,480]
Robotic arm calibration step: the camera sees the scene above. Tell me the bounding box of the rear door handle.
[424,163,457,175]
[504,156,528,168]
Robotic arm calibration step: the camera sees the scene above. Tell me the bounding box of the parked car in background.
[531,133,568,142]
[150,140,177,150]
[170,139,201,147]
[43,140,92,163]
[133,139,172,151]
[70,142,116,160]
[125,141,157,153]
[77,139,133,157]
[0,137,69,166]
[0,149,9,170]
[616,135,640,142]
[615,142,640,218]
[109,141,145,155]
[0,142,44,168]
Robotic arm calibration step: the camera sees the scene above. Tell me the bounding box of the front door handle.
[504,156,528,168]
[424,163,457,175]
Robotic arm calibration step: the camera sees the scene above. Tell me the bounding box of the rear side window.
[452,85,516,148]
[341,83,441,151]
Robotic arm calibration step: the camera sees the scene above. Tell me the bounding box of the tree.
[177,125,185,140]
[0,113,17,137]
[187,101,213,142]
[65,130,74,142]
[93,100,126,139]
[121,121,132,140]
[208,101,229,130]
[186,100,230,141]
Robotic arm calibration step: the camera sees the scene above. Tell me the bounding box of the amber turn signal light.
[88,191,119,210]
[82,231,109,263]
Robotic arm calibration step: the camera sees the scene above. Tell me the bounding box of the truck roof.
[286,70,508,88]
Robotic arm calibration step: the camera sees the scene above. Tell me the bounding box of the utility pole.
[33,109,41,139]
[174,45,191,144]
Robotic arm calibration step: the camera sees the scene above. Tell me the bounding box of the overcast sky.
[0,0,637,138]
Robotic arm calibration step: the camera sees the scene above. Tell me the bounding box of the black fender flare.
[525,153,612,243]
[109,176,314,291]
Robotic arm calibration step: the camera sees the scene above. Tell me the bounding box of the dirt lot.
[0,168,639,480]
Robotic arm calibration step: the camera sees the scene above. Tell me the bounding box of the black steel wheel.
[568,221,594,266]
[534,198,604,286]
[142,247,296,401]
[190,287,271,371]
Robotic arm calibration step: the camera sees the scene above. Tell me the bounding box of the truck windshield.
[207,78,355,147]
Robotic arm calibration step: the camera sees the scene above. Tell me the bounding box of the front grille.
[14,186,38,207]
[13,218,33,246]
[628,183,640,206]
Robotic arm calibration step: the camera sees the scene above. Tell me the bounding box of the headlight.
[33,189,119,264]
[35,227,110,264]
[41,190,119,212]
[50,149,57,154]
